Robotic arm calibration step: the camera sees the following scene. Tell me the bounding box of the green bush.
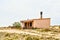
[13,22,21,28]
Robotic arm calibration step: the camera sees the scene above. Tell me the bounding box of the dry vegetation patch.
[0,27,60,40]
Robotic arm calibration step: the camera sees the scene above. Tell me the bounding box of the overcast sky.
[0,0,60,27]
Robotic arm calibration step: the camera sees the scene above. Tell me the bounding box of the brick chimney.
[40,11,43,19]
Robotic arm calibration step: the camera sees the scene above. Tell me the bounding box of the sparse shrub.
[33,37,39,40]
[46,36,52,39]
[26,36,33,40]
[53,30,57,32]
[40,37,44,39]
[32,27,37,30]
[41,29,51,32]
[22,35,26,37]
[12,22,21,29]
[5,33,10,37]
[55,39,59,40]
[4,38,13,40]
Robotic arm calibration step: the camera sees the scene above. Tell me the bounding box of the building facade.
[20,12,50,29]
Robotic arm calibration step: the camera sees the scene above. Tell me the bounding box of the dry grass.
[0,26,60,40]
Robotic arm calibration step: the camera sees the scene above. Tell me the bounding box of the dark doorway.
[25,22,27,27]
[24,22,32,29]
[30,22,32,27]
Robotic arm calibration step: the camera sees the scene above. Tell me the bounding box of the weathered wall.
[33,18,50,28]
[21,22,25,28]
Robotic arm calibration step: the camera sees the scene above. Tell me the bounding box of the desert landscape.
[0,26,60,40]
[0,0,60,40]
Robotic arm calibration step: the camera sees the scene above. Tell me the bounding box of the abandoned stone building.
[20,12,50,29]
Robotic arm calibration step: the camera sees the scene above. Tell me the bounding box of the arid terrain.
[0,27,60,40]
